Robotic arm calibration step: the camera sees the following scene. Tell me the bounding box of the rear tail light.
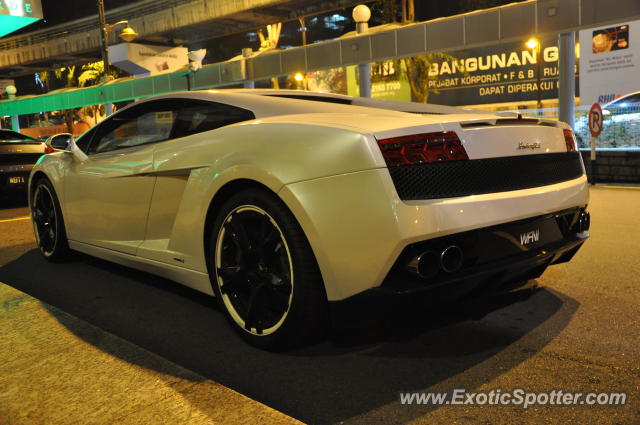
[563,129,577,152]
[44,145,55,154]
[377,131,468,167]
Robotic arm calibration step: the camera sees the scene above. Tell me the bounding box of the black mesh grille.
[0,153,43,166]
[388,152,584,200]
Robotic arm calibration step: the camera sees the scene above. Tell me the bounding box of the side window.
[612,94,640,108]
[171,100,255,139]
[87,101,177,154]
[75,126,99,152]
[624,94,640,104]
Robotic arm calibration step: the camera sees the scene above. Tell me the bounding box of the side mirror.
[45,133,88,162]
[46,133,73,150]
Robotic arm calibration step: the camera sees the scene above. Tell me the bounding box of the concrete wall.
[581,151,640,183]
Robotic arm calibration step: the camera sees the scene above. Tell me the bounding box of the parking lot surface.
[1,186,638,424]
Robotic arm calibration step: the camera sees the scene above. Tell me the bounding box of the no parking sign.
[588,103,604,163]
[589,103,603,138]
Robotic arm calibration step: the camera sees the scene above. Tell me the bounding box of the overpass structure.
[0,0,361,78]
[1,0,640,121]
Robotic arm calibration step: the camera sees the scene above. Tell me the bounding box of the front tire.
[31,178,70,262]
[209,188,328,350]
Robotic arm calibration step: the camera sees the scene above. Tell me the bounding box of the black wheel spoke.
[33,209,45,225]
[262,282,291,313]
[225,217,251,253]
[266,271,286,287]
[261,227,281,264]
[217,267,246,295]
[35,187,46,212]
[244,286,264,334]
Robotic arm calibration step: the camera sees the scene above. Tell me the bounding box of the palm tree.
[37,61,122,132]
[258,23,282,88]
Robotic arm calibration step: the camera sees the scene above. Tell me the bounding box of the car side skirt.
[68,240,214,296]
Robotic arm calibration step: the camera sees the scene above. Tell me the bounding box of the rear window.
[0,130,40,143]
[266,94,353,105]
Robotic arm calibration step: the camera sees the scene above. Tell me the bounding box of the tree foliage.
[402,52,467,103]
[36,61,122,131]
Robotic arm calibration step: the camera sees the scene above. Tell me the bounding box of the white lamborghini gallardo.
[29,90,590,348]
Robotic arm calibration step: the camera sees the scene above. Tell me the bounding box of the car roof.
[225,88,480,115]
[605,90,640,108]
[124,90,418,121]
[128,89,485,118]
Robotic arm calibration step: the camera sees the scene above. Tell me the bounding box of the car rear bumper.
[280,169,589,301]
[329,228,587,325]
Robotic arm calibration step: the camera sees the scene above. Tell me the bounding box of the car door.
[137,99,256,266]
[64,99,178,254]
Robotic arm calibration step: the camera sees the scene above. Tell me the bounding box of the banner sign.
[0,0,43,37]
[579,19,640,106]
[109,43,189,77]
[346,61,411,101]
[425,36,577,106]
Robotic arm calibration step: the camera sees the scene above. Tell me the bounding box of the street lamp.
[297,16,307,46]
[294,72,306,90]
[352,4,371,33]
[526,37,543,111]
[97,0,138,83]
[97,0,137,116]
[352,4,371,98]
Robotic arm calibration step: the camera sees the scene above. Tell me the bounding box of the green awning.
[0,60,244,116]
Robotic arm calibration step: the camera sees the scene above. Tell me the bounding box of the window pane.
[624,94,640,104]
[172,101,255,139]
[75,126,98,152]
[93,110,176,154]
[0,130,37,142]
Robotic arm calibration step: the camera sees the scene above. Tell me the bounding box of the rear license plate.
[8,176,26,184]
[506,217,563,250]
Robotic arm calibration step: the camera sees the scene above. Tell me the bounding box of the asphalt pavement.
[0,186,638,424]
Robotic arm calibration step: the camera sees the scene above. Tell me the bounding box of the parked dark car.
[0,130,51,199]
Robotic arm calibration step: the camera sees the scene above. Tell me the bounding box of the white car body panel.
[30,90,589,302]
[281,172,588,300]
[64,144,156,254]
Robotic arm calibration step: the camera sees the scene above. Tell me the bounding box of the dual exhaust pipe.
[407,210,589,280]
[577,211,590,233]
[406,245,464,279]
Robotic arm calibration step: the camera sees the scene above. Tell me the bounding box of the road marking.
[598,185,640,190]
[0,216,30,223]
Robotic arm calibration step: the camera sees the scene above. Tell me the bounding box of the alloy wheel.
[32,184,58,257]
[214,205,294,336]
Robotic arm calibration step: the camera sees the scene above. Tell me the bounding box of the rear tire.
[31,178,70,262]
[209,188,328,350]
